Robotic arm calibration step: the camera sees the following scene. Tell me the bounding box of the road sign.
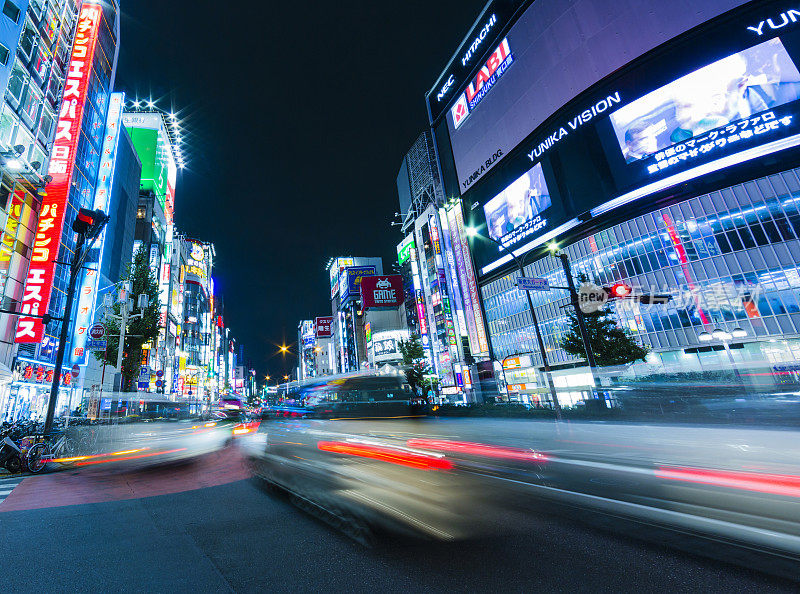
[87,339,107,351]
[156,369,164,378]
[70,364,80,378]
[139,366,149,379]
[89,323,105,339]
[517,277,550,291]
[155,379,163,388]
[578,282,608,314]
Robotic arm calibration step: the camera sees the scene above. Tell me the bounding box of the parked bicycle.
[25,428,80,474]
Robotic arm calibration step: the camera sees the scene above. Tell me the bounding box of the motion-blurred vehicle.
[275,371,429,420]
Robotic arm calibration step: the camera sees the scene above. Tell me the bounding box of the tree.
[94,246,161,390]
[398,333,430,396]
[560,306,649,367]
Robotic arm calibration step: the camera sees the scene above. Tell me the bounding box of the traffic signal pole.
[556,252,605,408]
[43,208,108,435]
[485,235,561,418]
[43,232,86,436]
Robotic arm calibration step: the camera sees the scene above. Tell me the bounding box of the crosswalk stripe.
[0,489,13,495]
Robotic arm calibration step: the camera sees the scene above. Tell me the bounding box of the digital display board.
[433,0,750,194]
[464,0,800,277]
[608,38,800,165]
[483,162,552,247]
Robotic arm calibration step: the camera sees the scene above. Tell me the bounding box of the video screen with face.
[609,38,800,163]
[483,162,552,242]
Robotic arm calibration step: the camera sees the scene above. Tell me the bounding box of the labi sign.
[360,275,404,309]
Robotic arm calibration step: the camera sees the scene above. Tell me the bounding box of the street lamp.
[465,226,561,418]
[698,326,747,385]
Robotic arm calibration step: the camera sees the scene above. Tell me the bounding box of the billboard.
[122,111,177,219]
[397,234,415,265]
[16,5,103,343]
[340,265,376,303]
[72,92,125,364]
[608,39,800,164]
[431,0,750,193]
[370,330,408,363]
[360,275,404,309]
[315,316,333,338]
[427,0,525,123]
[464,0,800,276]
[329,256,354,298]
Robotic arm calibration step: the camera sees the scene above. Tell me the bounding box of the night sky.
[116,0,485,380]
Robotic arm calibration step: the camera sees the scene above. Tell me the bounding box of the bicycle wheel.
[26,442,48,473]
[57,437,79,465]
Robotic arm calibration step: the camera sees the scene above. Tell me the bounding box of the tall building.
[176,237,214,403]
[425,0,800,406]
[327,256,383,373]
[395,132,483,402]
[121,107,184,396]
[9,0,120,420]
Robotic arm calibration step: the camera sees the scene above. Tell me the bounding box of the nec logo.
[437,74,455,102]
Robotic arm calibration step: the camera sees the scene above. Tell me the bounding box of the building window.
[38,104,53,139]
[2,1,20,23]
[6,61,27,104]
[0,44,8,66]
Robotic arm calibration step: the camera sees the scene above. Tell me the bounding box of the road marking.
[0,480,22,505]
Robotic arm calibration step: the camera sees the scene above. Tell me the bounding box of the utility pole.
[105,289,148,392]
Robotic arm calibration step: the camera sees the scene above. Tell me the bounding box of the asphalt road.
[0,447,796,593]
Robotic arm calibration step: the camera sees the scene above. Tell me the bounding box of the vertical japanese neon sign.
[16,5,102,343]
[72,92,124,364]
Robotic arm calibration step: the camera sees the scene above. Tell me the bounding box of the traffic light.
[606,282,633,299]
[71,208,108,238]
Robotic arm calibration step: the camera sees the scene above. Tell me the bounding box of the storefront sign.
[72,91,124,363]
[16,5,103,343]
[315,316,333,337]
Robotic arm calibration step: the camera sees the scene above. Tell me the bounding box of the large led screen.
[466,0,800,278]
[437,0,749,194]
[610,39,800,164]
[483,162,551,246]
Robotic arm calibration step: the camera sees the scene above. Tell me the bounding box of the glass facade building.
[481,167,800,404]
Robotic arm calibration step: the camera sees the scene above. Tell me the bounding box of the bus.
[274,371,427,420]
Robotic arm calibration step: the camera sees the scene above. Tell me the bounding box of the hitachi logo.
[461,14,497,67]
[748,9,800,35]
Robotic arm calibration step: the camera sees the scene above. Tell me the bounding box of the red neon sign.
[16,6,103,343]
